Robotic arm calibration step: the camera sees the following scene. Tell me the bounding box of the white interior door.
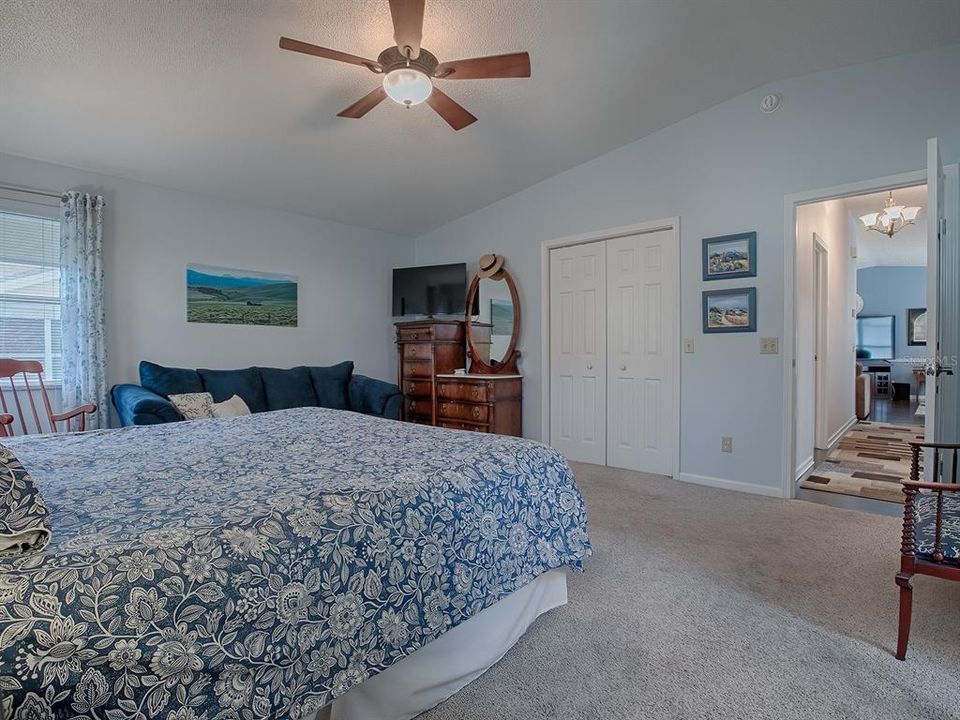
[605,230,676,475]
[926,138,944,445]
[549,243,606,464]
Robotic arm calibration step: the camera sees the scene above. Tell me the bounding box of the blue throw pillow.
[258,367,319,411]
[139,361,203,398]
[307,362,354,410]
[197,367,267,414]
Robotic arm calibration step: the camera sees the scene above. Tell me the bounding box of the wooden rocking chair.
[0,359,97,436]
[896,441,960,660]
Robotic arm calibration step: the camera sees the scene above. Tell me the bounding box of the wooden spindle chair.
[896,441,960,660]
[0,359,97,436]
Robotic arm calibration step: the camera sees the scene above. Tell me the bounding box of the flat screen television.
[392,263,475,317]
[856,315,895,360]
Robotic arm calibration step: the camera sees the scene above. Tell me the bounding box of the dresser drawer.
[437,380,490,403]
[439,420,488,433]
[405,398,432,419]
[438,401,489,424]
[402,379,433,397]
[402,344,433,361]
[402,359,433,379]
[397,326,434,343]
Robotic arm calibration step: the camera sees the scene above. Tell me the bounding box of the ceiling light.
[859,191,922,238]
[382,68,433,107]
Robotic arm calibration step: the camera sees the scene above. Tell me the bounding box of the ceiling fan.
[279,0,531,131]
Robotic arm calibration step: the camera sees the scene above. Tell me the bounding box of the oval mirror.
[465,255,521,375]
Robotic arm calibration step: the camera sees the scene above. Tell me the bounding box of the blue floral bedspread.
[0,408,590,719]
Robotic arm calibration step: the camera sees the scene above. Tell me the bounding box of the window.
[0,210,62,382]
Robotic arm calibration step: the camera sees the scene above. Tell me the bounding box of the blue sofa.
[112,360,402,426]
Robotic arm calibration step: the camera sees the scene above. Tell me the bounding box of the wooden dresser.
[395,320,465,425]
[435,374,522,436]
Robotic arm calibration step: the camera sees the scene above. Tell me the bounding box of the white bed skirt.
[315,569,568,720]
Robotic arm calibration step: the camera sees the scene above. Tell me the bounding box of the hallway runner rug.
[799,421,924,503]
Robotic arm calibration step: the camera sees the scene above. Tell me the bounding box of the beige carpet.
[421,462,960,720]
[799,421,924,503]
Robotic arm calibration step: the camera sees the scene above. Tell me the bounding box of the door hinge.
[940,217,947,239]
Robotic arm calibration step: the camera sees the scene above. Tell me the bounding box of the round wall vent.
[760,93,782,114]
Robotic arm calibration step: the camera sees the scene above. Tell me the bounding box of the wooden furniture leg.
[895,571,913,661]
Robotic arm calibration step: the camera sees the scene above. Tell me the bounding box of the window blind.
[0,210,62,381]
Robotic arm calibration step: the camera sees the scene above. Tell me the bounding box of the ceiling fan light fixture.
[382,67,433,107]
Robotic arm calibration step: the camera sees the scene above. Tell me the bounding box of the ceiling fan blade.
[389,0,425,59]
[337,87,388,119]
[435,52,531,79]
[426,88,477,131]
[279,37,381,72]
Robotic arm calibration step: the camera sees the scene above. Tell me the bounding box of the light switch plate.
[683,338,695,353]
[721,436,733,453]
[760,337,779,354]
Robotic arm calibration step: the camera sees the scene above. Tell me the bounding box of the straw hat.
[477,253,505,279]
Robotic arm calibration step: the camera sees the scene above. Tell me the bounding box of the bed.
[0,407,590,719]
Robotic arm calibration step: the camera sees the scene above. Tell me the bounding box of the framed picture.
[702,231,757,280]
[907,307,927,346]
[187,264,298,327]
[702,287,757,333]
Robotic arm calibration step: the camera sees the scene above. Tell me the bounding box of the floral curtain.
[60,192,107,429]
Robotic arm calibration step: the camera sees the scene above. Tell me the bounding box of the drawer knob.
[472,407,481,418]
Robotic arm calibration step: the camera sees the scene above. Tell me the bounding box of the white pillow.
[212,394,251,418]
[169,392,215,420]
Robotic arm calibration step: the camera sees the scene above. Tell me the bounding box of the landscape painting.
[702,231,757,280]
[187,264,298,327]
[702,287,757,333]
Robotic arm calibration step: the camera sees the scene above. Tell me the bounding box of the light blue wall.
[413,43,960,495]
[857,266,927,383]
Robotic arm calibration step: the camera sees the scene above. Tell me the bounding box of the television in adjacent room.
[856,315,895,360]
[392,263,476,317]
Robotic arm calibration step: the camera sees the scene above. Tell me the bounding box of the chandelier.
[858,191,922,237]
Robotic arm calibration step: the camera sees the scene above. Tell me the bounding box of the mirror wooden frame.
[464,265,521,375]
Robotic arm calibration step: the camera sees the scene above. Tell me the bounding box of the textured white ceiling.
[2,1,959,236]
[846,185,927,269]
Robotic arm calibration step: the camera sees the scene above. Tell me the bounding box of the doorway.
[540,219,680,477]
[813,234,829,450]
[784,138,960,506]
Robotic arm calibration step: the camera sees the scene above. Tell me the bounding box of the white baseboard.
[795,455,815,481]
[826,415,858,449]
[678,472,784,498]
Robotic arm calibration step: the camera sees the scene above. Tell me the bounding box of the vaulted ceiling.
[2,0,959,235]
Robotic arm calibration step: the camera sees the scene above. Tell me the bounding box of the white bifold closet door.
[550,230,676,475]
[605,230,676,475]
[549,242,607,465]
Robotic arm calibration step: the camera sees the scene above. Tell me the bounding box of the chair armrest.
[111,384,183,426]
[50,403,98,432]
[902,480,960,492]
[50,404,98,421]
[349,375,402,418]
[0,414,13,438]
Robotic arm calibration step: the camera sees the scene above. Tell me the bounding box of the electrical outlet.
[721,436,733,453]
[683,337,695,353]
[760,337,779,354]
